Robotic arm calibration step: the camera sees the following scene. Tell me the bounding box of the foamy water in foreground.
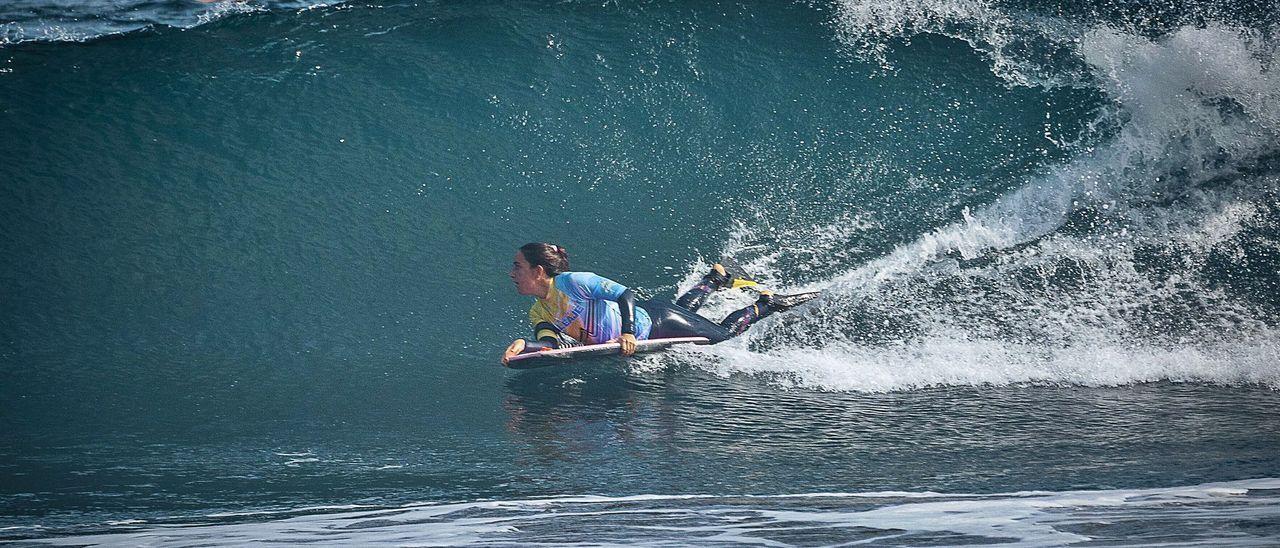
[26,478,1280,546]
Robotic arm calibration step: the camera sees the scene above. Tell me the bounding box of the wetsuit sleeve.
[527,304,561,352]
[617,289,637,335]
[525,321,561,351]
[522,341,554,352]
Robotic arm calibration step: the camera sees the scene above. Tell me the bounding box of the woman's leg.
[674,277,719,312]
[719,291,821,336]
[640,300,732,343]
[719,294,773,336]
[675,263,755,311]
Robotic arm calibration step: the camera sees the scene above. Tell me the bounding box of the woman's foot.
[710,261,758,289]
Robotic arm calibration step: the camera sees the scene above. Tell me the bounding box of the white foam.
[700,327,1280,392]
[33,478,1280,547]
[694,8,1280,392]
[832,0,1087,87]
[0,0,330,47]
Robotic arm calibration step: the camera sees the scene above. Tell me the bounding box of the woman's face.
[510,251,545,296]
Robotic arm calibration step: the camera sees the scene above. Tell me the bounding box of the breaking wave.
[0,1,338,47]
[677,1,1280,392]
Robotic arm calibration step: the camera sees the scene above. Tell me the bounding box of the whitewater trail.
[673,5,1280,392]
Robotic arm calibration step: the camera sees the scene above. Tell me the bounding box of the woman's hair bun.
[520,242,571,276]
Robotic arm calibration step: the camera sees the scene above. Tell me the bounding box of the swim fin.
[761,291,821,312]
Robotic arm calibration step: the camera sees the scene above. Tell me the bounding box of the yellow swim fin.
[717,258,759,289]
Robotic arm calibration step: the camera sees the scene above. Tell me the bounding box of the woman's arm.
[614,289,639,356]
[527,321,562,350]
[616,289,637,336]
[501,321,564,365]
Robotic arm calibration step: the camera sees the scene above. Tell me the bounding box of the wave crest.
[0,1,332,47]
[697,5,1280,392]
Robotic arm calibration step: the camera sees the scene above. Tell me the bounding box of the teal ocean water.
[3,0,1279,545]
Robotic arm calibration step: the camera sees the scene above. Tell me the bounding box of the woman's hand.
[618,333,638,356]
[501,339,527,365]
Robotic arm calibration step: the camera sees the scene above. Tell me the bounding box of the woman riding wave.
[502,242,814,365]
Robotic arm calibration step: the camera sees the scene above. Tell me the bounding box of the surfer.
[502,242,816,364]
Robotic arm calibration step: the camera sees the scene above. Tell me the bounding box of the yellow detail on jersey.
[529,283,588,342]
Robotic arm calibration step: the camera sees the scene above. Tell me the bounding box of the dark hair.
[519,242,570,276]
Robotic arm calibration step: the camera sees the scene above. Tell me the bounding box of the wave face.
[31,479,1280,546]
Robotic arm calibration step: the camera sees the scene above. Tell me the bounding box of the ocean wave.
[28,478,1280,546]
[686,3,1280,392]
[0,0,338,48]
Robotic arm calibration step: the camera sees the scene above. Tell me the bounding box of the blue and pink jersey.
[529,272,652,344]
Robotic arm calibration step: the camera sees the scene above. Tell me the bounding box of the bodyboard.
[504,336,712,369]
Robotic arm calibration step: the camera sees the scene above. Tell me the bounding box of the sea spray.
[689,5,1280,392]
[0,0,332,47]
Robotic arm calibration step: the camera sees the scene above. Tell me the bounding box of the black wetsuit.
[639,274,770,343]
[639,299,733,342]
